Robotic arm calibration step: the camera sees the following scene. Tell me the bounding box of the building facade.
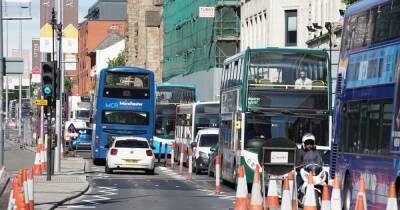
[163,0,240,101]
[86,0,127,21]
[77,20,126,96]
[241,0,343,50]
[125,0,163,83]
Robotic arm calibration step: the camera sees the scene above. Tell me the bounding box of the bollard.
[164,143,168,167]
[22,169,29,208]
[158,142,162,163]
[215,155,221,194]
[179,145,184,175]
[187,148,193,181]
[171,142,175,168]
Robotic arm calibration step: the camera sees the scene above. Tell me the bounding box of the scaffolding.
[163,0,240,81]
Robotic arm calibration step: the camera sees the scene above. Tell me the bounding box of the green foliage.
[64,76,73,95]
[342,0,359,5]
[107,51,126,67]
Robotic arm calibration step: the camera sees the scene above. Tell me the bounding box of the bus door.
[221,89,241,182]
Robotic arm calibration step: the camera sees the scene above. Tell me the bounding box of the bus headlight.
[244,157,258,171]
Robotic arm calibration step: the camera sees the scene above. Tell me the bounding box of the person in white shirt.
[295,70,312,89]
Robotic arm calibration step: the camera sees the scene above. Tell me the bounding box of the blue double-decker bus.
[91,66,155,164]
[154,84,197,156]
[331,0,400,209]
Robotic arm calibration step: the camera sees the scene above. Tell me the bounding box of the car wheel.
[343,175,352,210]
[146,168,155,175]
[105,165,112,174]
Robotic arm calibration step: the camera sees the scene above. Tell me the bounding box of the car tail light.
[95,135,99,144]
[110,148,118,155]
[146,150,153,156]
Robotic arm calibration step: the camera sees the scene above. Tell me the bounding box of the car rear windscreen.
[115,140,149,148]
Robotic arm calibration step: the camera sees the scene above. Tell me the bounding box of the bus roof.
[224,48,329,65]
[100,66,154,75]
[156,83,196,89]
[345,0,390,17]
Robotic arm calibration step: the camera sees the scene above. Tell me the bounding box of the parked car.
[191,128,219,174]
[105,137,155,174]
[207,145,219,177]
[69,128,92,151]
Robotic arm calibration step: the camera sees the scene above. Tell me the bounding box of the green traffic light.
[43,86,52,95]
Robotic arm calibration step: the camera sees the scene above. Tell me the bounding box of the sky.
[4,0,97,58]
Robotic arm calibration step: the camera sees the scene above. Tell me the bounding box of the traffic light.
[41,61,57,104]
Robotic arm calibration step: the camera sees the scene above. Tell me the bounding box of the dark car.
[207,145,219,177]
[69,128,92,151]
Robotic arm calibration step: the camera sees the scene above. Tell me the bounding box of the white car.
[191,128,219,174]
[105,137,155,174]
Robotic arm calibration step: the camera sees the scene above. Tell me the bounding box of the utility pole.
[55,0,63,172]
[0,0,4,166]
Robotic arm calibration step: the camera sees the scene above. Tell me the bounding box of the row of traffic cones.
[234,166,399,210]
[8,142,49,210]
[7,169,34,210]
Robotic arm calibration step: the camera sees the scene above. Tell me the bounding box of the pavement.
[34,158,89,210]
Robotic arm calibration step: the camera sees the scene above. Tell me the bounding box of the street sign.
[35,99,48,106]
[199,7,215,18]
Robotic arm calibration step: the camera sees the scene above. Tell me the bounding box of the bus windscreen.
[248,52,328,90]
[103,72,150,99]
[101,110,149,126]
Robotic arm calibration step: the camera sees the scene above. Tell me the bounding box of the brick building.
[125,0,163,83]
[77,20,126,96]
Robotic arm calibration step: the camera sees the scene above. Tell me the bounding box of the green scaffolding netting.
[163,0,240,81]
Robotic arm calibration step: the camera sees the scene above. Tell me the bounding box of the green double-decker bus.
[219,48,332,183]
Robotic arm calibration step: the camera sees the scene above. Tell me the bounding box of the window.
[105,72,149,89]
[285,10,297,46]
[115,140,149,148]
[353,13,369,48]
[101,110,149,126]
[341,100,392,156]
[373,4,391,43]
[199,134,219,147]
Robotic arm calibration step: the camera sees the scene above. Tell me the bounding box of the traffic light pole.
[0,0,5,166]
[55,0,63,173]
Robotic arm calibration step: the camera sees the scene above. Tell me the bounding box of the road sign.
[35,99,48,106]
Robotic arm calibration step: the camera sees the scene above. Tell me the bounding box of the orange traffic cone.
[16,189,27,210]
[355,176,367,210]
[40,144,47,172]
[303,174,317,210]
[265,178,280,209]
[287,171,298,210]
[234,165,249,210]
[7,177,19,210]
[321,184,330,210]
[215,155,221,194]
[27,169,34,210]
[281,177,292,210]
[355,194,366,210]
[386,181,397,210]
[187,148,193,181]
[331,174,341,210]
[250,165,262,210]
[21,169,29,208]
[33,146,42,175]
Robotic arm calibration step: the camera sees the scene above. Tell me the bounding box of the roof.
[93,32,124,51]
[114,136,148,141]
[346,0,389,16]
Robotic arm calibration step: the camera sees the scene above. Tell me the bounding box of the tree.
[107,51,126,67]
[342,0,359,5]
[64,76,73,95]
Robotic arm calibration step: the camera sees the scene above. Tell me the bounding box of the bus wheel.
[93,158,102,166]
[343,174,352,210]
